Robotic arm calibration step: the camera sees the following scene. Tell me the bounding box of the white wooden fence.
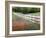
[13,13,40,24]
[31,16,40,24]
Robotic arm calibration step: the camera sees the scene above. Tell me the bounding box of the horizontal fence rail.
[31,16,40,24]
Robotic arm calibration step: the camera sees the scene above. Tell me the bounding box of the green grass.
[31,12,40,16]
[12,12,40,30]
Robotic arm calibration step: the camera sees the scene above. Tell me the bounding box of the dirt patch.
[12,20,32,31]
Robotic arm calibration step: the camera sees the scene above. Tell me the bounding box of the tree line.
[12,7,40,14]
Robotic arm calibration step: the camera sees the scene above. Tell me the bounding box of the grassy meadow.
[12,7,40,31]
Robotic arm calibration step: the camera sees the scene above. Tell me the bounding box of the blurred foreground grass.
[12,12,40,31]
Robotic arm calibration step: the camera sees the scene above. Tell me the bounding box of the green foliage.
[12,7,40,14]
